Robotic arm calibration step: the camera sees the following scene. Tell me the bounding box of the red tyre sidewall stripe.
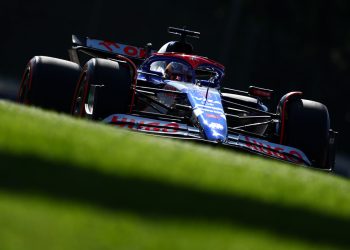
[71,65,88,115]
[17,57,36,104]
[280,100,289,144]
[279,91,303,144]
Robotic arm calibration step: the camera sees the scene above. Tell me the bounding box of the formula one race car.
[17,27,337,170]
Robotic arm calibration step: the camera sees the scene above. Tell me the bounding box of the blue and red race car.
[17,27,337,170]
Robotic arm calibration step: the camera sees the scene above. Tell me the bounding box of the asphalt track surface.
[1,77,349,177]
[0,77,18,100]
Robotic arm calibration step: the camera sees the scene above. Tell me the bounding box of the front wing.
[103,114,311,166]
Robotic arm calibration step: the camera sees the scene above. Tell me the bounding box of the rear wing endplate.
[70,34,155,66]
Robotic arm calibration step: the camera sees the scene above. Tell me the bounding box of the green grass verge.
[0,100,350,250]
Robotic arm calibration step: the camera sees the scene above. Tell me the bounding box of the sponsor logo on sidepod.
[243,136,309,164]
[109,115,180,133]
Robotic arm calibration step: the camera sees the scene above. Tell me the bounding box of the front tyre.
[283,99,330,169]
[71,58,133,120]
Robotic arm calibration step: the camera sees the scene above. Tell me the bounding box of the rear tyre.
[71,58,133,120]
[284,99,330,168]
[17,56,81,113]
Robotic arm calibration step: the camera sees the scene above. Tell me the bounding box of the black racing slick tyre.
[71,58,133,120]
[284,99,330,169]
[17,56,81,113]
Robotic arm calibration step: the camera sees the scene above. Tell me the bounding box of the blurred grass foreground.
[0,100,350,250]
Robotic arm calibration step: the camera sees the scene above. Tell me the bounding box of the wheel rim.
[73,73,97,119]
[73,74,88,117]
[85,84,95,116]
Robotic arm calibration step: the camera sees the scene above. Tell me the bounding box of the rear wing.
[69,34,154,66]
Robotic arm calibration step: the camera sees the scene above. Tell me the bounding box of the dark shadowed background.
[1,0,349,155]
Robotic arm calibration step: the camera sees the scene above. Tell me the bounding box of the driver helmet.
[164,62,192,82]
